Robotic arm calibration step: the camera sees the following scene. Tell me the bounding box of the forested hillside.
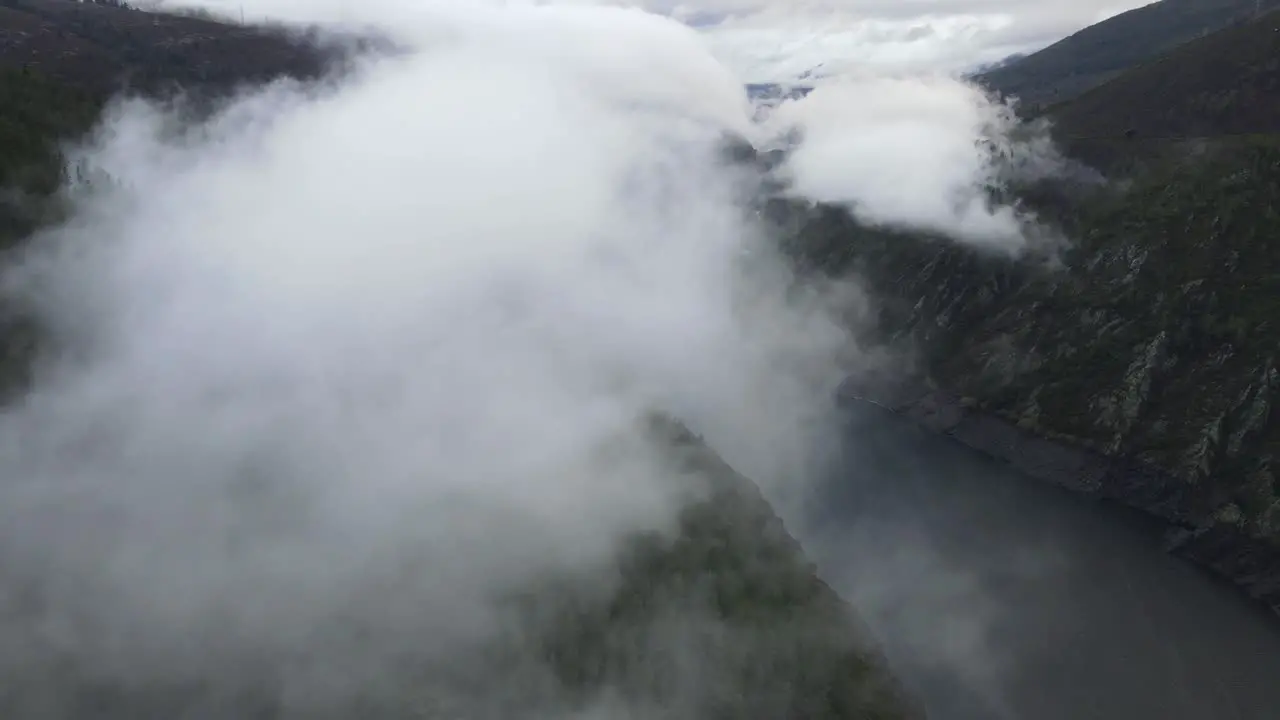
[0,0,347,250]
[1047,10,1280,142]
[979,0,1280,108]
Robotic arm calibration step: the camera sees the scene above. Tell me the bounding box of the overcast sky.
[653,0,1154,79]
[160,0,1154,80]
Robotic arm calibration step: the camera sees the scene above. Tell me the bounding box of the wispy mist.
[761,74,1065,253]
[0,0,1065,715]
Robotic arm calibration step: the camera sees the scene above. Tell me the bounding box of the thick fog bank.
[0,0,1067,714]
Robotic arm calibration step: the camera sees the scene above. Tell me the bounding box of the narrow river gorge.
[803,402,1280,720]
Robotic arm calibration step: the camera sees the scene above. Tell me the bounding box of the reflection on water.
[801,404,1280,720]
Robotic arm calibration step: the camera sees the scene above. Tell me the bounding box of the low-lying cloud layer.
[760,75,1063,251]
[0,0,1066,714]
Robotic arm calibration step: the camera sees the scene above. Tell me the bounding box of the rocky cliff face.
[779,137,1280,612]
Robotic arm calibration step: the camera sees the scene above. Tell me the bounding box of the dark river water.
[800,403,1280,720]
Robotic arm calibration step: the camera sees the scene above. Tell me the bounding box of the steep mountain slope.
[0,0,354,251]
[978,0,1280,108]
[1035,9,1280,176]
[0,0,336,93]
[1047,10,1280,141]
[0,0,354,398]
[782,14,1280,610]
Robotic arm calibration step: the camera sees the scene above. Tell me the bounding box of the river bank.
[837,376,1280,616]
[809,399,1280,719]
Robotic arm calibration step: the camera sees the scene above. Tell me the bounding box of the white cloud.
[0,0,1065,711]
[151,0,1153,76]
[1,1,853,707]
[670,0,1153,76]
[760,75,1061,251]
[699,14,1022,79]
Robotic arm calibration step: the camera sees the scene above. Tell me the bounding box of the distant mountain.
[1039,9,1280,168]
[978,0,1280,108]
[744,82,814,122]
[744,83,813,102]
[676,9,732,28]
[0,0,344,252]
[0,0,338,95]
[1051,10,1280,134]
[965,52,1027,76]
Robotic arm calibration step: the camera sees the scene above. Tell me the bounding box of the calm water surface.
[802,405,1280,720]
